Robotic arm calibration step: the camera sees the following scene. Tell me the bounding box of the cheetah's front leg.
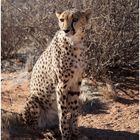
[56,82,70,140]
[68,91,80,138]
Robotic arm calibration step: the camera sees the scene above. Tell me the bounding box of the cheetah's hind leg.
[22,95,59,133]
[38,108,59,130]
[39,108,61,138]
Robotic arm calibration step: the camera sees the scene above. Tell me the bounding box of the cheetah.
[22,8,91,140]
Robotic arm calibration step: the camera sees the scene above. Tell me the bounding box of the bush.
[1,0,138,91]
[84,0,138,91]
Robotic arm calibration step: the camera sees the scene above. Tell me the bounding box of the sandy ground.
[1,71,139,140]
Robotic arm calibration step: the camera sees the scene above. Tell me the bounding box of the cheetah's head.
[56,9,91,37]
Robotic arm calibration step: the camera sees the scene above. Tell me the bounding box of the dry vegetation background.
[1,0,139,139]
[2,0,138,96]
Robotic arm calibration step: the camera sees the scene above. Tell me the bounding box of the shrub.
[1,0,138,92]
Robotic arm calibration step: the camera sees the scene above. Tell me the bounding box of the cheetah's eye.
[60,19,64,22]
[73,18,78,22]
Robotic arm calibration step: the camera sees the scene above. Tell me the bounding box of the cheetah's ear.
[55,11,61,18]
[83,8,92,22]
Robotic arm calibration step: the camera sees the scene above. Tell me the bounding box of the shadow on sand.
[81,99,109,115]
[114,96,139,105]
[8,126,139,140]
[79,127,139,140]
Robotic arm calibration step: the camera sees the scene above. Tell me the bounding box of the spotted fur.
[22,8,91,140]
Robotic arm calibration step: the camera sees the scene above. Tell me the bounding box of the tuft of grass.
[1,109,24,139]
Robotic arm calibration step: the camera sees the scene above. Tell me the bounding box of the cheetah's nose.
[64,29,70,33]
